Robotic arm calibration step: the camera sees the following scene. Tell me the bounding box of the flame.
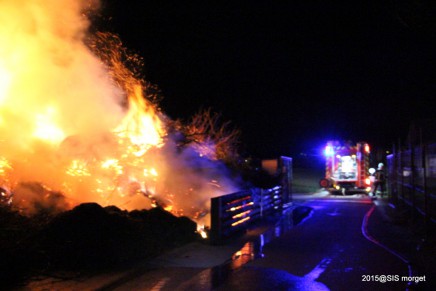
[197,225,208,239]
[0,0,166,212]
[0,0,239,228]
[33,106,65,143]
[115,85,165,154]
[0,65,11,106]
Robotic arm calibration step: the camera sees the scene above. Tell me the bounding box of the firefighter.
[372,163,386,197]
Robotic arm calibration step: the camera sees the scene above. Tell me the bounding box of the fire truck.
[319,141,372,194]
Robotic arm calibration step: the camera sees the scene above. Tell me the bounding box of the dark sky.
[98,1,436,158]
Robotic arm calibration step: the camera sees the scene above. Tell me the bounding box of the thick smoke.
[0,0,127,214]
[0,0,241,222]
[0,0,123,144]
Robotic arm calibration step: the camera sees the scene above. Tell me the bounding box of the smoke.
[0,0,123,145]
[0,0,241,222]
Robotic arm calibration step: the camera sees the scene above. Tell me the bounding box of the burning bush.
[178,108,241,164]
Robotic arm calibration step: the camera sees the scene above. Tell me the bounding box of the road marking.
[326,207,340,216]
[150,277,170,291]
[304,257,332,280]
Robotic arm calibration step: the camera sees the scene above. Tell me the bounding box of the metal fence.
[210,186,288,243]
[209,156,293,243]
[386,143,436,227]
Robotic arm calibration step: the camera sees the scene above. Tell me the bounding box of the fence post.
[260,188,264,218]
[422,143,430,237]
[210,196,222,243]
[399,139,404,205]
[279,156,293,204]
[392,143,397,203]
[410,140,416,222]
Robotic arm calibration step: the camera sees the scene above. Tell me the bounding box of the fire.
[33,106,66,143]
[0,0,165,212]
[0,157,11,172]
[0,0,239,227]
[0,65,11,104]
[197,225,209,239]
[66,160,91,177]
[115,86,165,155]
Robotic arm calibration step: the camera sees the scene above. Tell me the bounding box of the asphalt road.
[222,196,411,291]
[24,194,426,290]
[180,195,412,291]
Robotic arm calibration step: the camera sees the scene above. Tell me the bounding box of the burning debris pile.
[0,0,242,226]
[0,1,247,284]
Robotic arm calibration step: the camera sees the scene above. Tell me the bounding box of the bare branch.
[180,108,241,163]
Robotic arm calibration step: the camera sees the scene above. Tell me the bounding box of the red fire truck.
[319,141,372,194]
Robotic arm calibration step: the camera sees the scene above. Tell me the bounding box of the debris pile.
[0,203,197,286]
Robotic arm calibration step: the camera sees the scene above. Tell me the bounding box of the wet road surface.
[23,193,418,290]
[225,196,410,290]
[160,195,411,290]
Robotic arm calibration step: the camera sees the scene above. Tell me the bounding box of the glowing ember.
[197,225,208,239]
[0,0,239,227]
[66,160,91,177]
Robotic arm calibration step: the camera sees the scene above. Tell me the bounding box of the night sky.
[97,1,436,158]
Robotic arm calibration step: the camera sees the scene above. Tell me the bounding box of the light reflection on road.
[197,205,332,290]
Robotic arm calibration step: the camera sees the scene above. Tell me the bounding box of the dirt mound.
[0,203,198,287]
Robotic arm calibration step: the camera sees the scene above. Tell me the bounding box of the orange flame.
[0,0,166,213]
[0,0,239,226]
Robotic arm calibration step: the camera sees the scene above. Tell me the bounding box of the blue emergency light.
[324,145,334,156]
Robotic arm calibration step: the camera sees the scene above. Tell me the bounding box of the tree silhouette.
[179,108,241,164]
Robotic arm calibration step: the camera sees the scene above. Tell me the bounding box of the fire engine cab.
[319,141,372,194]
